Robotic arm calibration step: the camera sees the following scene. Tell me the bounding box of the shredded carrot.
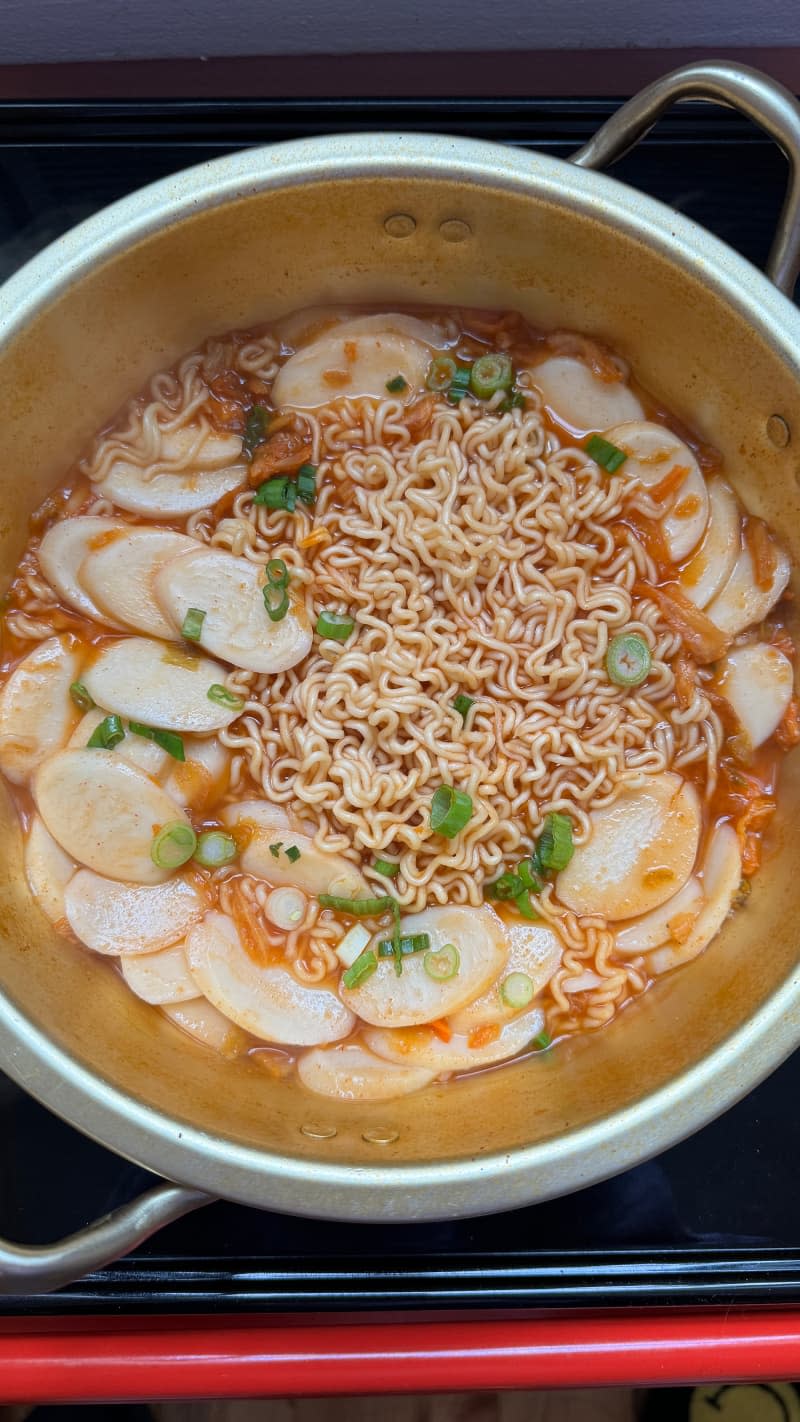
[649,463,690,503]
[635,581,729,664]
[744,516,778,591]
[297,526,332,551]
[468,1023,501,1050]
[614,512,672,578]
[429,1018,452,1043]
[777,696,800,749]
[673,652,697,711]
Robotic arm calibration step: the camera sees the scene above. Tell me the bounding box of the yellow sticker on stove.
[691,1383,800,1422]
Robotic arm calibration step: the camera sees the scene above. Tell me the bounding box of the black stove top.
[1,94,798,1315]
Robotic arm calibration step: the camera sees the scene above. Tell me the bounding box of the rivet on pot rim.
[362,1126,400,1145]
[439,219,472,243]
[767,414,791,448]
[383,213,416,238]
[300,1122,337,1140]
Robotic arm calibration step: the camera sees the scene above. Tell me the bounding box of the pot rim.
[1,130,799,1221]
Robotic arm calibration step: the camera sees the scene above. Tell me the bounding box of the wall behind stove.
[2,0,799,61]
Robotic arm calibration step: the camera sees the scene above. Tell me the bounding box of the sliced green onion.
[447,366,473,405]
[69,681,95,712]
[514,891,540,921]
[386,375,408,394]
[373,857,399,878]
[285,845,301,863]
[269,842,283,859]
[499,390,526,413]
[319,893,397,917]
[342,949,378,990]
[319,893,402,975]
[516,859,543,893]
[87,714,124,750]
[377,933,430,958]
[128,721,185,762]
[605,632,652,688]
[426,355,457,392]
[207,684,245,711]
[193,830,237,868]
[586,434,628,473]
[470,352,513,399]
[253,475,298,511]
[262,587,289,625]
[151,821,197,870]
[316,610,354,642]
[536,812,574,873]
[452,693,474,722]
[266,558,289,587]
[181,608,205,642]
[430,785,473,838]
[296,463,317,506]
[484,870,524,902]
[501,972,535,1009]
[424,943,460,981]
[532,1029,552,1052]
[243,404,270,459]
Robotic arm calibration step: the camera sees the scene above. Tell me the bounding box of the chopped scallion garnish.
[150,821,197,870]
[423,943,460,981]
[181,607,206,642]
[69,681,95,712]
[605,632,652,688]
[269,842,283,859]
[128,721,185,762]
[501,972,535,1009]
[285,845,301,863]
[470,352,513,399]
[429,785,473,838]
[86,714,124,750]
[319,892,403,975]
[207,684,245,711]
[426,355,457,392]
[447,366,473,405]
[377,932,430,957]
[193,830,237,868]
[262,557,291,624]
[296,463,317,506]
[342,949,378,990]
[243,404,270,460]
[386,375,408,394]
[316,610,355,642]
[452,693,474,723]
[253,475,298,512]
[586,434,628,473]
[535,812,574,872]
[498,390,526,413]
[533,1029,552,1052]
[373,857,399,878]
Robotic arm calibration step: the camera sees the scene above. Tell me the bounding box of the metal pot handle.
[0,1182,211,1295]
[571,60,800,297]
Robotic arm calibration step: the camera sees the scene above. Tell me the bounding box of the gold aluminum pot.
[1,60,800,1292]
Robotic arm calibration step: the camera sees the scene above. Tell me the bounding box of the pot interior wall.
[1,167,799,1195]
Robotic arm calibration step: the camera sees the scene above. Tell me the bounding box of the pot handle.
[0,1182,211,1295]
[571,60,800,297]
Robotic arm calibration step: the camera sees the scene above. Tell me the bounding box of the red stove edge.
[1,1311,800,1401]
